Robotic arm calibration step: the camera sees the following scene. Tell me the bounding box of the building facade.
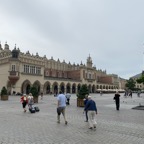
[130,73,144,90]
[0,42,126,95]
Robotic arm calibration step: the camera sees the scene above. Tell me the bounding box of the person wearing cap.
[20,94,28,112]
[84,95,97,129]
[113,91,120,110]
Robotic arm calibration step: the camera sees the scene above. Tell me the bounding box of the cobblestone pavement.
[0,93,144,144]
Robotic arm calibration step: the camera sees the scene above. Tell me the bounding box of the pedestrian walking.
[28,93,34,109]
[40,92,43,100]
[137,90,141,97]
[20,94,28,112]
[83,95,88,122]
[65,93,71,105]
[84,95,97,129]
[57,91,68,125]
[100,91,103,96]
[129,91,132,98]
[113,91,120,110]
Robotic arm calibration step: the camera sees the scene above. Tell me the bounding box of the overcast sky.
[0,0,144,79]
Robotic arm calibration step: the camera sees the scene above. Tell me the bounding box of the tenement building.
[0,42,126,95]
[130,73,144,90]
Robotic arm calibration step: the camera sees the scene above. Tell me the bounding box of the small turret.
[86,54,93,68]
[4,42,9,50]
[0,41,2,50]
[11,44,19,58]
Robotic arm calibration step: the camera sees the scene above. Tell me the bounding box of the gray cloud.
[0,0,144,79]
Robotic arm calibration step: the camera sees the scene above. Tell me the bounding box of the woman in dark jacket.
[113,91,120,110]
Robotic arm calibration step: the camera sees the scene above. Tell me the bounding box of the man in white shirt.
[57,91,68,125]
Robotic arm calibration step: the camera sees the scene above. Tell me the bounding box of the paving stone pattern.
[0,93,144,144]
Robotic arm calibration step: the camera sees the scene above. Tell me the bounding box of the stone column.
[70,87,72,94]
[40,84,44,94]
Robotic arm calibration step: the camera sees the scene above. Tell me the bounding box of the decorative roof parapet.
[4,42,10,50]
[0,41,2,50]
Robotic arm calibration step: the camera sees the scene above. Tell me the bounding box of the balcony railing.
[8,71,19,84]
[9,71,19,76]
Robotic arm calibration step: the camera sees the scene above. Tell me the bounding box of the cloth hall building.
[0,43,126,95]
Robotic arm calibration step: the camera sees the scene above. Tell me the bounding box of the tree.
[30,86,39,97]
[1,86,9,101]
[77,84,89,99]
[136,74,144,84]
[1,86,8,96]
[125,78,136,90]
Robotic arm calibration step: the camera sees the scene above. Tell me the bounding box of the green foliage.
[77,84,89,99]
[30,86,39,97]
[136,75,144,84]
[125,78,136,90]
[1,86,8,96]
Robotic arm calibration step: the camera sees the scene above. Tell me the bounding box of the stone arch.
[77,83,81,93]
[52,82,58,94]
[60,82,65,93]
[43,81,51,94]
[33,80,41,94]
[92,85,95,93]
[21,80,32,94]
[66,83,71,93]
[72,83,76,93]
[88,84,92,93]
[103,85,105,89]
[100,85,102,89]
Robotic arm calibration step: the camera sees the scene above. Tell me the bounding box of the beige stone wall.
[0,63,9,90]
[0,45,127,94]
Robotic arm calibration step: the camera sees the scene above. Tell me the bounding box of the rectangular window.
[30,66,35,74]
[36,67,41,74]
[89,73,91,79]
[24,65,41,74]
[12,65,16,71]
[24,65,29,73]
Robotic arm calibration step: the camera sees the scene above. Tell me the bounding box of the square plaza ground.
[0,93,144,144]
